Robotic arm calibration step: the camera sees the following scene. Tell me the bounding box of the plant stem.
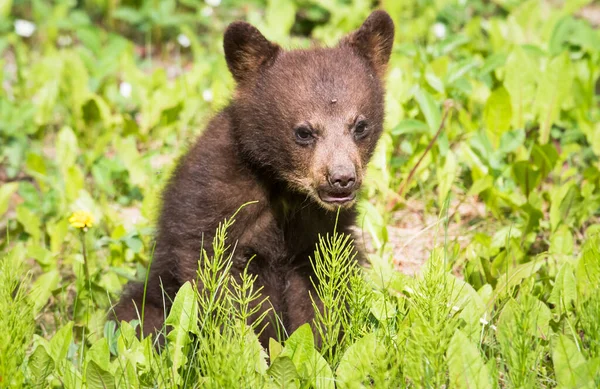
[390,99,455,209]
[80,230,92,296]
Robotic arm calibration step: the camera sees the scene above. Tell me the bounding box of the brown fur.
[113,10,394,348]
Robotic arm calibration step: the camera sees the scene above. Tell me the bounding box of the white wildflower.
[202,89,213,102]
[205,0,221,7]
[119,82,132,98]
[432,22,447,39]
[177,34,191,48]
[201,6,214,17]
[14,19,36,37]
[480,313,489,326]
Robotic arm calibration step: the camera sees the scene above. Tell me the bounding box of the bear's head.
[225,11,394,211]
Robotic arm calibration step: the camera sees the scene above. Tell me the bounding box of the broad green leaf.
[85,361,116,389]
[553,334,595,389]
[549,262,577,313]
[264,0,296,41]
[165,281,199,384]
[0,182,18,218]
[29,270,60,314]
[512,161,541,197]
[245,330,269,376]
[576,237,600,301]
[414,88,441,135]
[530,144,559,179]
[391,119,429,136]
[49,321,73,363]
[495,260,543,299]
[535,52,573,144]
[28,344,54,387]
[336,333,387,388]
[550,183,582,232]
[16,205,42,243]
[63,362,84,389]
[115,137,147,187]
[503,47,537,130]
[497,296,551,342]
[86,338,111,372]
[56,126,80,176]
[270,338,283,361]
[279,323,314,373]
[447,330,492,389]
[550,225,574,256]
[484,86,512,147]
[498,129,525,154]
[268,356,300,389]
[0,0,11,17]
[278,324,333,388]
[369,290,397,321]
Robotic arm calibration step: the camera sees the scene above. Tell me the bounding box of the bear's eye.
[353,116,369,139]
[294,125,315,145]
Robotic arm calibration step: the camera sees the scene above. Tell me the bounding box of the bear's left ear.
[340,10,395,78]
[224,21,281,83]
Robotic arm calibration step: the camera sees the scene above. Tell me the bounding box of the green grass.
[1,0,600,387]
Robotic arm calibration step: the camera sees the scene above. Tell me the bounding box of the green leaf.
[512,161,541,197]
[447,330,493,389]
[484,86,512,147]
[28,344,54,387]
[503,46,537,130]
[29,270,60,314]
[336,333,387,388]
[576,237,600,301]
[495,260,543,299]
[165,281,198,384]
[535,52,573,144]
[264,0,296,41]
[270,337,283,361]
[16,205,42,243]
[56,126,80,176]
[553,334,595,389]
[550,225,574,256]
[498,129,525,154]
[0,182,18,218]
[550,183,582,232]
[245,330,269,376]
[278,324,333,388]
[414,88,441,135]
[279,323,314,372]
[86,338,111,372]
[497,296,551,342]
[391,119,429,136]
[549,262,577,313]
[85,360,116,389]
[268,356,300,389]
[49,321,73,363]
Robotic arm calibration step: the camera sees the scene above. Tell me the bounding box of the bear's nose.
[328,166,356,190]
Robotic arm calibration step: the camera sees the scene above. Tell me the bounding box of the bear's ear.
[223,21,280,83]
[340,10,395,77]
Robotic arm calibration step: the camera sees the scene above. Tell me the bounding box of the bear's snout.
[327,165,356,190]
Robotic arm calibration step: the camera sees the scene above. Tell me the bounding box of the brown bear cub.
[114,10,394,348]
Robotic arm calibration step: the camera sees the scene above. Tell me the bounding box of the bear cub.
[114,10,394,348]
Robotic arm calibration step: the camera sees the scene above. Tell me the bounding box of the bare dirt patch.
[356,197,487,276]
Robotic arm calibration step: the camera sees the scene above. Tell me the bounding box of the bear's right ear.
[223,22,280,83]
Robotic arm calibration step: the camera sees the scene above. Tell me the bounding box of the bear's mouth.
[317,190,356,206]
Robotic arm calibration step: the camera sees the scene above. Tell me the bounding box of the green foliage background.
[1,0,600,387]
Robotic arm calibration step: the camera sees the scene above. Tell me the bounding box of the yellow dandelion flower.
[69,210,95,229]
